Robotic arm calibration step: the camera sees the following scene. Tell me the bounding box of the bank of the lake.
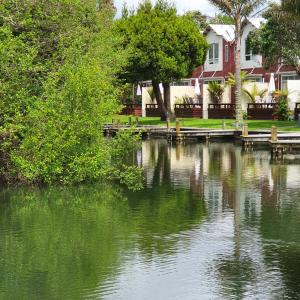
[1,140,300,299]
[116,116,300,131]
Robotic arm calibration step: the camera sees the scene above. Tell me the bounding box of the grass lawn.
[115,116,300,131]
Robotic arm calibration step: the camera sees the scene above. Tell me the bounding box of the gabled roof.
[248,18,265,29]
[205,24,235,42]
[205,19,265,41]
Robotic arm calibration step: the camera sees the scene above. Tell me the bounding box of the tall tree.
[208,0,266,124]
[0,0,142,189]
[117,0,208,120]
[249,1,300,73]
[184,11,209,30]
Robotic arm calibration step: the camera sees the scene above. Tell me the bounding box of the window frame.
[208,43,219,65]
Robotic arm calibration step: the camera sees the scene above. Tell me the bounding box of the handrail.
[208,103,235,109]
[175,104,203,109]
[146,104,159,109]
[248,103,277,109]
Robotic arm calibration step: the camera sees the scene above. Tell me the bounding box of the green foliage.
[207,82,225,103]
[117,0,208,84]
[274,96,291,121]
[243,84,268,103]
[0,0,142,189]
[175,95,193,105]
[226,71,251,87]
[249,2,300,72]
[210,13,234,24]
[184,11,209,30]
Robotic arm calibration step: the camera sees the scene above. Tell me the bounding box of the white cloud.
[114,0,218,17]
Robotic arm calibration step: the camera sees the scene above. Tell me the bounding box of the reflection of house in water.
[141,140,300,219]
[140,140,300,297]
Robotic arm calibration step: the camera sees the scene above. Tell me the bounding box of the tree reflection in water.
[0,140,300,299]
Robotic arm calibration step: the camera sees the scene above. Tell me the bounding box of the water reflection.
[0,140,300,299]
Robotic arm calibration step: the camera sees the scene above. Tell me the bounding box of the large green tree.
[0,0,142,189]
[250,1,300,73]
[208,0,266,124]
[118,0,208,120]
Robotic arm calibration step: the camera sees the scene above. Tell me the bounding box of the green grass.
[115,116,300,132]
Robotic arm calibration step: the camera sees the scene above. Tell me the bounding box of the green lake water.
[1,140,300,299]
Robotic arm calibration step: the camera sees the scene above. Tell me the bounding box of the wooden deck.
[241,133,300,143]
[104,124,300,156]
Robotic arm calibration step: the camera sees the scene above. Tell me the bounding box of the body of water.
[1,140,300,299]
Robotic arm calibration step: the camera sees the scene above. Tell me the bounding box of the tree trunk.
[163,82,175,121]
[235,16,243,125]
[152,80,167,121]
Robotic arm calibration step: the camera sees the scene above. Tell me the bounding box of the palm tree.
[208,0,267,125]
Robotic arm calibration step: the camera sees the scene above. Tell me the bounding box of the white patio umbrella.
[268,73,276,95]
[136,84,142,96]
[194,78,201,95]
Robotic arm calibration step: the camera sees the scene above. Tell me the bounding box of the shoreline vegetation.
[115,116,300,132]
[0,1,142,190]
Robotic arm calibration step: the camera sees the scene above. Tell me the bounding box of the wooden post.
[128,116,132,126]
[242,124,248,137]
[271,126,278,142]
[135,116,139,126]
[112,119,115,129]
[176,119,180,134]
[166,120,170,131]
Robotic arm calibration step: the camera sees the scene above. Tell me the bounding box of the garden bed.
[174,104,203,118]
[208,104,235,119]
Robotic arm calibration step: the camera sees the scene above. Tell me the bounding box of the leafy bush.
[274,96,291,121]
[207,81,225,103]
[243,84,268,103]
[0,1,143,189]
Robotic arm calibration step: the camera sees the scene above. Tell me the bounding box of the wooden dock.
[104,124,300,157]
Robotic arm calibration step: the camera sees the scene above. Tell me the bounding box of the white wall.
[142,86,196,117]
[241,23,263,69]
[142,87,153,117]
[201,82,269,118]
[287,80,300,111]
[241,82,269,110]
[204,31,223,72]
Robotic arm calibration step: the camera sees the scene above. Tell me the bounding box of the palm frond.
[208,0,234,16]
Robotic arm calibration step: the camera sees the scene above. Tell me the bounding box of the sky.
[114,0,218,17]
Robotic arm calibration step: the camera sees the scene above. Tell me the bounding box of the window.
[282,74,300,90]
[172,80,191,86]
[245,37,253,61]
[225,45,229,63]
[204,79,223,84]
[208,43,219,64]
[248,76,263,83]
